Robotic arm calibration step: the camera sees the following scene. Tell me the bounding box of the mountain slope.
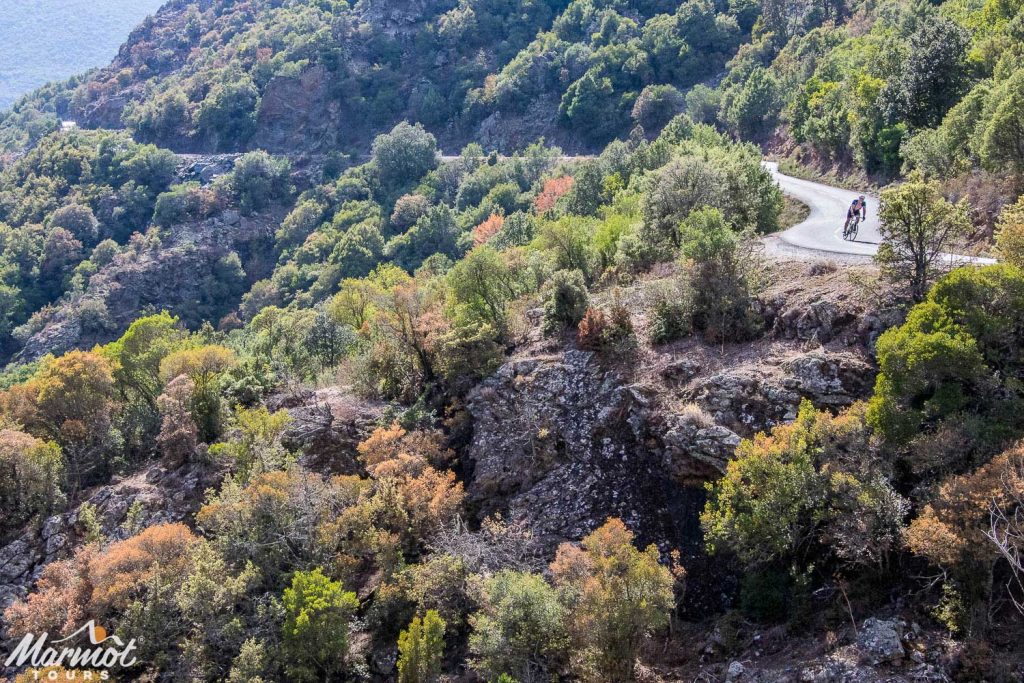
[0,0,753,157]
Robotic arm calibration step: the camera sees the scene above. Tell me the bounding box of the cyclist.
[844,195,866,237]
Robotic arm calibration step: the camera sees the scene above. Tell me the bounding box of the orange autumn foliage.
[89,522,199,610]
[534,176,574,214]
[906,444,1024,568]
[472,213,505,246]
[357,425,464,539]
[4,545,98,638]
[357,424,453,470]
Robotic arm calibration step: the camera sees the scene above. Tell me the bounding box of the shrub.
[577,303,636,357]
[703,401,906,571]
[468,570,568,682]
[680,208,761,343]
[542,269,589,336]
[153,183,221,227]
[89,523,199,610]
[282,568,359,683]
[0,429,63,539]
[550,518,677,681]
[867,264,1024,450]
[995,197,1024,269]
[392,194,431,230]
[397,610,446,683]
[648,280,692,344]
[632,84,686,131]
[739,568,790,623]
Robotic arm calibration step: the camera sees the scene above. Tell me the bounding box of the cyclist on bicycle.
[845,195,866,233]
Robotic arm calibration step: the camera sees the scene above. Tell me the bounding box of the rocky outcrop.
[0,457,218,610]
[683,349,875,435]
[858,617,906,665]
[679,350,872,436]
[254,65,337,153]
[466,350,739,550]
[691,617,952,683]
[275,386,386,475]
[758,263,903,348]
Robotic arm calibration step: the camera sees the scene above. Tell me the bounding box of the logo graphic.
[4,620,138,678]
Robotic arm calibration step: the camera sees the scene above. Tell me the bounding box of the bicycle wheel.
[850,217,860,241]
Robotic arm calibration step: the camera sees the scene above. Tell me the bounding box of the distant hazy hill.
[0,0,164,110]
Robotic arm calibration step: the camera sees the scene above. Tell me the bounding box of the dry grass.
[678,401,715,429]
[779,194,811,231]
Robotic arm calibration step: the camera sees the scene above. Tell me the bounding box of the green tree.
[875,172,971,301]
[881,19,971,129]
[867,264,1024,451]
[281,568,359,683]
[334,218,386,279]
[0,429,63,539]
[372,122,439,190]
[703,401,906,571]
[227,151,292,214]
[468,570,568,682]
[995,197,1024,268]
[724,67,782,138]
[386,204,462,271]
[632,85,685,131]
[978,69,1024,177]
[560,69,622,144]
[680,208,760,343]
[445,246,522,331]
[397,610,446,683]
[195,76,259,150]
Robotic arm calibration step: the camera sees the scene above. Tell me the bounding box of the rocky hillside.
[1,0,1024,681]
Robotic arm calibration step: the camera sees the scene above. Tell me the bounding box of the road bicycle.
[843,213,861,241]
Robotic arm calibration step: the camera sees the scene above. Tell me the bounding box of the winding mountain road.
[764,161,995,265]
[765,161,881,260]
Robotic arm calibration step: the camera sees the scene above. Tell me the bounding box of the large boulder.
[858,617,905,665]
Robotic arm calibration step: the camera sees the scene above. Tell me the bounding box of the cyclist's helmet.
[860,195,865,200]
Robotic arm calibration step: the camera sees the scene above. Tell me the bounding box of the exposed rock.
[858,617,905,665]
[468,351,679,547]
[176,154,240,184]
[781,350,874,409]
[661,419,741,482]
[727,660,746,681]
[684,349,875,435]
[254,65,337,153]
[0,457,218,610]
[758,264,903,348]
[276,386,386,475]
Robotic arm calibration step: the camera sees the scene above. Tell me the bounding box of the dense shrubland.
[0,117,785,680]
[2,0,1024,679]
[1,106,1023,676]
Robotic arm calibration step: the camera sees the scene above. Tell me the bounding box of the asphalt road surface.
[765,161,881,259]
[765,161,995,265]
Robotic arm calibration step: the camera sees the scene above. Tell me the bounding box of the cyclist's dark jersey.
[847,198,866,219]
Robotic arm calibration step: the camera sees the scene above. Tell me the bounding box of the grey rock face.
[858,618,905,665]
[684,349,875,435]
[466,350,734,551]
[0,458,217,610]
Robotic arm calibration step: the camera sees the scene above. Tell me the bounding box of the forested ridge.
[1,0,1024,681]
